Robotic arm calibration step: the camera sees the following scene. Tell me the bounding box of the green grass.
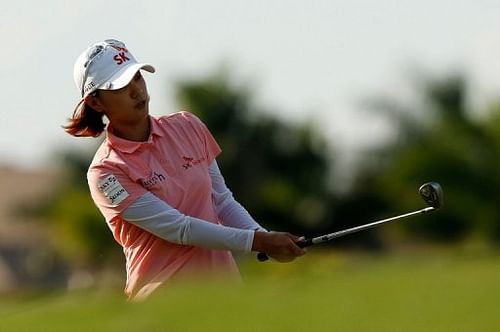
[1,249,499,331]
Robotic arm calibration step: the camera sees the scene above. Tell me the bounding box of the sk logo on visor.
[113,51,130,65]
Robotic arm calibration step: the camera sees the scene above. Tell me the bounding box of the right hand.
[252,231,306,262]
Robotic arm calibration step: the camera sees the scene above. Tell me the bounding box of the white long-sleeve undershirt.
[121,161,266,252]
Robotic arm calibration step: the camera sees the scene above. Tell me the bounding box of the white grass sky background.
[2,0,500,170]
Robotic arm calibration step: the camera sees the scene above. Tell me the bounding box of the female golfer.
[65,39,305,300]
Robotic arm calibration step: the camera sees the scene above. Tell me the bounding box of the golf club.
[257,182,443,262]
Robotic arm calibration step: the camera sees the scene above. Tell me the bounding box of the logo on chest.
[182,156,206,170]
[142,171,166,189]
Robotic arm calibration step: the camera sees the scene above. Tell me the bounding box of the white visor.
[74,39,155,97]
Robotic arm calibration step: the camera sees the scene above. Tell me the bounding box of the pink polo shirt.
[87,111,240,300]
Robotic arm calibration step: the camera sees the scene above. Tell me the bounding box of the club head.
[419,182,444,210]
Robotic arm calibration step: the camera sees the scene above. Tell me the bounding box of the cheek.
[105,94,129,107]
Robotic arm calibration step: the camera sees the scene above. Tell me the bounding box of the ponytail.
[64,99,106,137]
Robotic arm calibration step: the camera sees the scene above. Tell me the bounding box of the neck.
[111,116,151,142]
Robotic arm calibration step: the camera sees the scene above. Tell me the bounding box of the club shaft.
[310,207,435,245]
[257,206,435,261]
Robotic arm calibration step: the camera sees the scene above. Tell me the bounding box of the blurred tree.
[41,69,500,267]
[175,70,335,234]
[43,149,121,269]
[353,73,500,243]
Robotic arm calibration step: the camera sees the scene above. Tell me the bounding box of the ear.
[84,95,105,113]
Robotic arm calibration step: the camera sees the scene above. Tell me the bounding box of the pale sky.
[2,0,500,171]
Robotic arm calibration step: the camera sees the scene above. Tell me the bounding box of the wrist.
[251,230,266,252]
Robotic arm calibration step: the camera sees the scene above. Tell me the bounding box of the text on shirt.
[182,156,206,170]
[97,174,129,205]
[142,171,166,189]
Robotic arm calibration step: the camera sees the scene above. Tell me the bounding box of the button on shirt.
[87,111,240,300]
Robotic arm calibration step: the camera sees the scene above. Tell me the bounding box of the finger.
[285,233,303,242]
[289,242,307,256]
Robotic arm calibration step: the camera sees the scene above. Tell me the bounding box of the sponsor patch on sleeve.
[97,174,129,205]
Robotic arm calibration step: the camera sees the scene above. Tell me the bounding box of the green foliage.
[356,74,500,243]
[48,188,114,264]
[44,150,120,268]
[43,69,500,271]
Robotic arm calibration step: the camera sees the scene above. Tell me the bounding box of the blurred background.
[2,0,500,330]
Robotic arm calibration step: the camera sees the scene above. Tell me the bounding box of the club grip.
[257,238,313,262]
